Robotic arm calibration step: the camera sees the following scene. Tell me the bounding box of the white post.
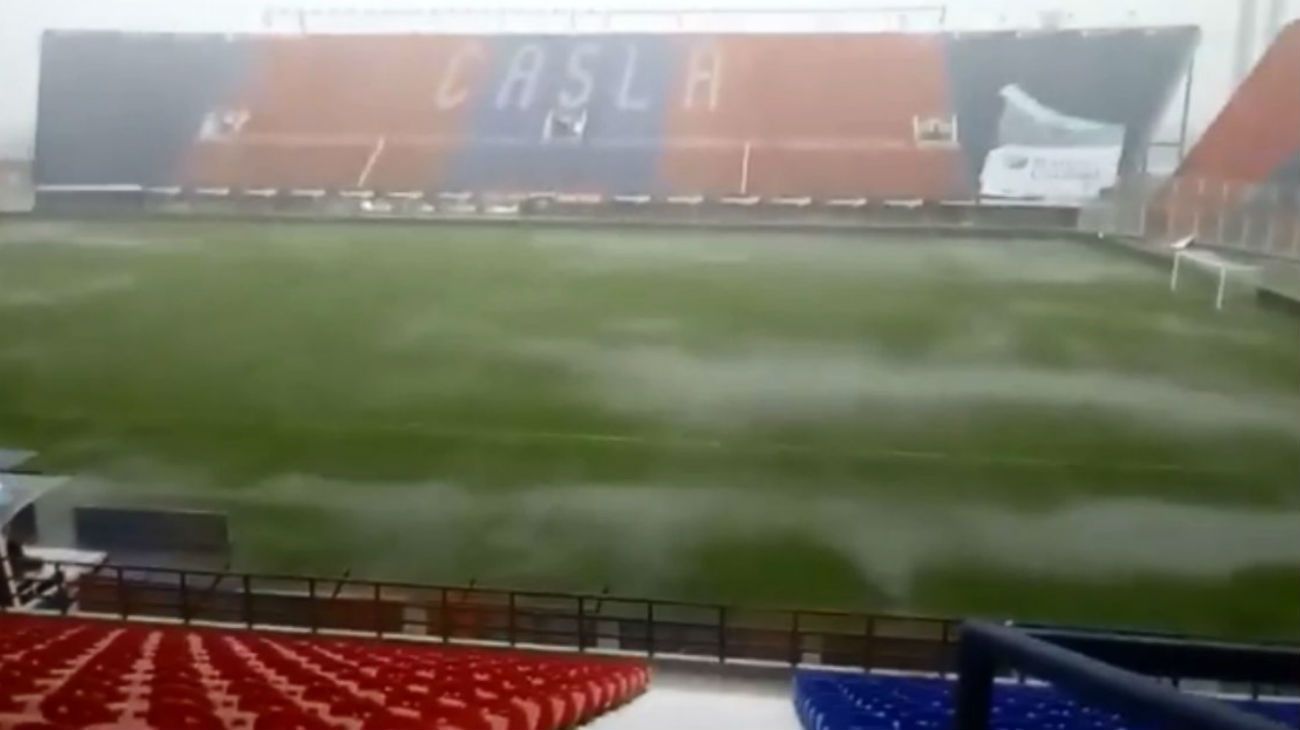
[1217,180,1231,245]
[1265,187,1280,253]
[1240,186,1254,250]
[1170,251,1182,292]
[1293,190,1300,257]
[1137,181,1149,238]
[739,140,752,196]
[1217,266,1228,311]
[1191,177,1206,237]
[1168,177,1183,236]
[1108,179,1122,235]
[0,535,10,609]
[356,136,387,189]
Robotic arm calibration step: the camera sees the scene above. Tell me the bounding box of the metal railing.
[259,5,949,34]
[1082,175,1300,262]
[32,185,1084,238]
[5,559,958,672]
[954,622,1292,730]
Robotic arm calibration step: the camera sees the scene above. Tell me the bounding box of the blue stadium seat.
[794,671,1300,730]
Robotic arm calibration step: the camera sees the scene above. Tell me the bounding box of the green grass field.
[1,219,1298,638]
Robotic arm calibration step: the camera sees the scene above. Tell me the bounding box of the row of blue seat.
[795,671,1300,730]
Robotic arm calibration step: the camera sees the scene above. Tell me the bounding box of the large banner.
[980,145,1123,201]
[977,85,1126,202]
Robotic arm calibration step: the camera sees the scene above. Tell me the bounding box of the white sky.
[0,0,1294,160]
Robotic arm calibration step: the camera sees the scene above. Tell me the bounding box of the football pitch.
[1,219,1298,638]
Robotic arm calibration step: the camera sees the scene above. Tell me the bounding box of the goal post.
[1170,248,1261,310]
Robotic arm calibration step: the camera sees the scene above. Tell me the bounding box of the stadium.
[1,2,1299,730]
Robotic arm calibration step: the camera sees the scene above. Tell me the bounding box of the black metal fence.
[5,560,958,672]
[954,622,1297,730]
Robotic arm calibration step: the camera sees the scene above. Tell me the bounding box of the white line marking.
[666,195,704,206]
[885,198,925,208]
[37,184,144,193]
[771,196,813,207]
[555,193,604,205]
[0,409,1250,478]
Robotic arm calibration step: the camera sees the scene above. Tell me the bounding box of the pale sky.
[1,0,1295,159]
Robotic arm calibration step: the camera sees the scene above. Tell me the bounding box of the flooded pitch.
[1,220,1297,637]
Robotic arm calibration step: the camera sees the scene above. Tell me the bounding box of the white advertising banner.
[979,144,1123,202]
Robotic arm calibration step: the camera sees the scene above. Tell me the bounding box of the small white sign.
[980,144,1122,202]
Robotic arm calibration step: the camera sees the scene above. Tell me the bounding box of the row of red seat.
[0,614,648,730]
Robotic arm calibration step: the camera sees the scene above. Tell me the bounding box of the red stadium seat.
[253,709,335,730]
[482,699,532,730]
[147,702,226,730]
[361,711,427,730]
[302,682,350,703]
[40,694,119,726]
[329,697,389,721]
[0,613,646,730]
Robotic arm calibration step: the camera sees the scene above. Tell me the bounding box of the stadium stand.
[35,29,1195,202]
[795,672,1300,730]
[795,621,1300,730]
[0,613,648,730]
[1138,20,1300,265]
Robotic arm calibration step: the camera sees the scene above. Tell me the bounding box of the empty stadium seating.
[0,614,647,730]
[795,671,1300,730]
[38,29,1197,201]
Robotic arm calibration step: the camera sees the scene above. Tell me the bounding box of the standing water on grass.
[1,221,1298,637]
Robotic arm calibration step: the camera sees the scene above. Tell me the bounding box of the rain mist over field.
[2,220,1299,636]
